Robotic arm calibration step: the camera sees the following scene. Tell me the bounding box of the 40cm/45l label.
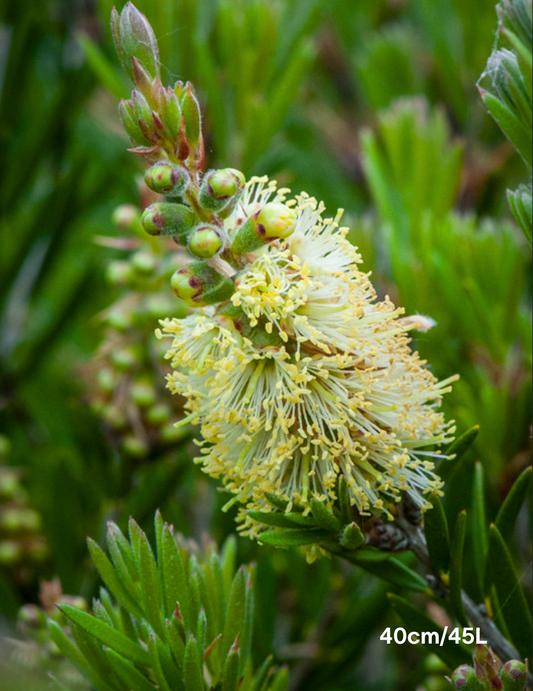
[380,627,487,646]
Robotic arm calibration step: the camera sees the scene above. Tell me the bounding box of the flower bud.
[340,523,365,550]
[106,261,134,286]
[451,665,488,690]
[131,250,157,275]
[111,204,141,231]
[199,168,245,211]
[187,225,225,258]
[111,2,160,82]
[146,403,172,427]
[144,162,190,196]
[130,380,156,407]
[231,203,297,254]
[500,660,528,691]
[171,262,235,307]
[181,82,201,147]
[119,99,151,145]
[159,87,182,140]
[141,202,196,239]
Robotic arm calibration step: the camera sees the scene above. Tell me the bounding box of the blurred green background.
[0,0,530,689]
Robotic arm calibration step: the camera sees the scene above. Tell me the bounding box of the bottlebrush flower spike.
[158,176,458,538]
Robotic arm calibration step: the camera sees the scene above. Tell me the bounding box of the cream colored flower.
[158,177,456,536]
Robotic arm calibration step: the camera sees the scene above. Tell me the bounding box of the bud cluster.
[448,645,528,690]
[112,3,300,311]
[0,435,47,578]
[84,206,191,459]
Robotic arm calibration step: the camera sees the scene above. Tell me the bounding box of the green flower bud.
[199,169,245,211]
[161,423,189,443]
[340,522,365,550]
[131,250,157,275]
[130,380,156,407]
[256,202,297,239]
[141,202,196,239]
[171,262,235,307]
[111,348,138,372]
[146,403,172,427]
[231,203,297,254]
[119,99,151,145]
[181,82,201,147]
[0,540,22,565]
[188,225,225,258]
[111,204,141,231]
[122,435,149,458]
[144,162,190,196]
[97,369,115,396]
[106,308,131,332]
[111,2,160,82]
[451,665,493,691]
[500,660,527,691]
[0,471,19,500]
[159,87,181,140]
[106,261,134,286]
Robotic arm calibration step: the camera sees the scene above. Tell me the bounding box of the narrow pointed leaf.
[183,636,205,691]
[58,604,150,666]
[424,495,451,575]
[438,426,479,480]
[139,532,166,638]
[449,510,468,626]
[161,523,191,626]
[310,499,342,532]
[495,466,532,541]
[258,528,332,548]
[488,524,532,659]
[220,567,246,663]
[352,552,429,592]
[472,463,489,596]
[105,649,155,691]
[221,644,240,691]
[247,511,313,529]
[251,655,274,691]
[87,539,144,621]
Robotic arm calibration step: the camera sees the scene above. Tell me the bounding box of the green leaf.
[340,523,365,551]
[58,604,151,667]
[310,499,342,532]
[240,568,255,676]
[337,476,353,524]
[471,463,489,597]
[258,528,332,548]
[161,523,191,627]
[247,511,312,529]
[221,643,240,691]
[139,531,166,638]
[251,656,274,691]
[87,538,144,621]
[147,634,174,691]
[105,648,155,691]
[488,524,532,659]
[481,90,533,167]
[352,551,429,592]
[424,495,451,575]
[220,567,246,663]
[269,667,290,691]
[183,636,206,691]
[48,619,98,683]
[449,510,468,626]
[438,426,479,480]
[495,466,532,541]
[388,594,471,669]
